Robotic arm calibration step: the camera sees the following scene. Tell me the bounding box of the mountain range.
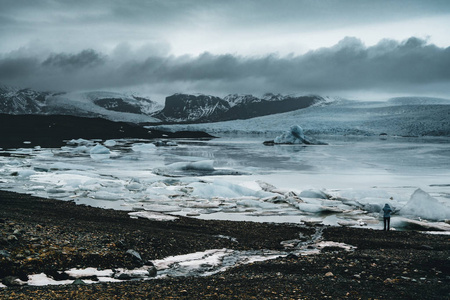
[0,84,327,124]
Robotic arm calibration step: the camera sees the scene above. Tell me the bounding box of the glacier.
[150,97,450,137]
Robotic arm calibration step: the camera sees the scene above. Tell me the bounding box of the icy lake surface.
[1,135,450,231]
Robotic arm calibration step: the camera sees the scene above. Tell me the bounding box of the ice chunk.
[189,180,274,199]
[401,189,450,221]
[104,140,117,147]
[90,191,123,201]
[393,217,450,231]
[274,125,306,144]
[301,218,323,225]
[299,189,328,199]
[73,145,90,153]
[67,138,94,146]
[237,199,279,209]
[66,267,114,278]
[45,162,95,171]
[167,160,215,171]
[128,211,178,221]
[90,144,110,154]
[337,220,360,227]
[16,169,36,178]
[90,144,111,160]
[315,241,356,251]
[152,249,232,272]
[27,273,73,286]
[132,143,156,152]
[126,182,143,191]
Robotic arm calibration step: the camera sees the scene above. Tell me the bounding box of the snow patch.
[128,211,179,221]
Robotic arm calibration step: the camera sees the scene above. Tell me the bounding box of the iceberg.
[90,144,111,160]
[400,189,450,221]
[264,125,326,145]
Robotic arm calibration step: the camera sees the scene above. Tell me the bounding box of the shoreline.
[1,190,449,299]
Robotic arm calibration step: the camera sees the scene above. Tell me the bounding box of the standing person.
[382,203,393,231]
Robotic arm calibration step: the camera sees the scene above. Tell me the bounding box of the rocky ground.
[0,190,449,299]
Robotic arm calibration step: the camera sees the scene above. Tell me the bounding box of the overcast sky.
[1,0,450,101]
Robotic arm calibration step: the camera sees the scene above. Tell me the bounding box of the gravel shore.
[1,190,449,299]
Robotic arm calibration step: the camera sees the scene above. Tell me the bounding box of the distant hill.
[0,114,213,149]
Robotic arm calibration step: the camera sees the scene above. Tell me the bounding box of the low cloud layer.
[1,37,449,99]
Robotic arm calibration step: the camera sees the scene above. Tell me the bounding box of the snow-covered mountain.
[0,85,161,123]
[152,93,326,123]
[151,97,450,137]
[45,91,162,122]
[2,84,449,137]
[1,84,327,124]
[152,94,230,122]
[0,85,49,114]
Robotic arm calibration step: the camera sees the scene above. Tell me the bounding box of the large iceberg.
[264,125,326,145]
[401,189,450,221]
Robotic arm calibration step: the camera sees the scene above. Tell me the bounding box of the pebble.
[73,279,87,285]
[2,276,26,287]
[126,249,142,261]
[7,235,18,241]
[0,250,11,257]
[148,266,157,277]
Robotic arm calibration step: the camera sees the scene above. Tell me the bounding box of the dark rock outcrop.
[152,94,230,122]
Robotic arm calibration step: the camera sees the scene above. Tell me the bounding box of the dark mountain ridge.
[1,84,326,124]
[0,114,213,149]
[151,93,324,123]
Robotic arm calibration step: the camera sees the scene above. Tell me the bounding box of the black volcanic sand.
[0,191,449,299]
[0,114,213,149]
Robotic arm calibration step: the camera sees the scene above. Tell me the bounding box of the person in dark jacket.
[382,203,393,231]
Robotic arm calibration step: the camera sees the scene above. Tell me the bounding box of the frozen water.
[0,134,449,230]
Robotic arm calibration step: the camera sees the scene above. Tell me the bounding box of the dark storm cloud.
[42,49,106,69]
[1,37,449,96]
